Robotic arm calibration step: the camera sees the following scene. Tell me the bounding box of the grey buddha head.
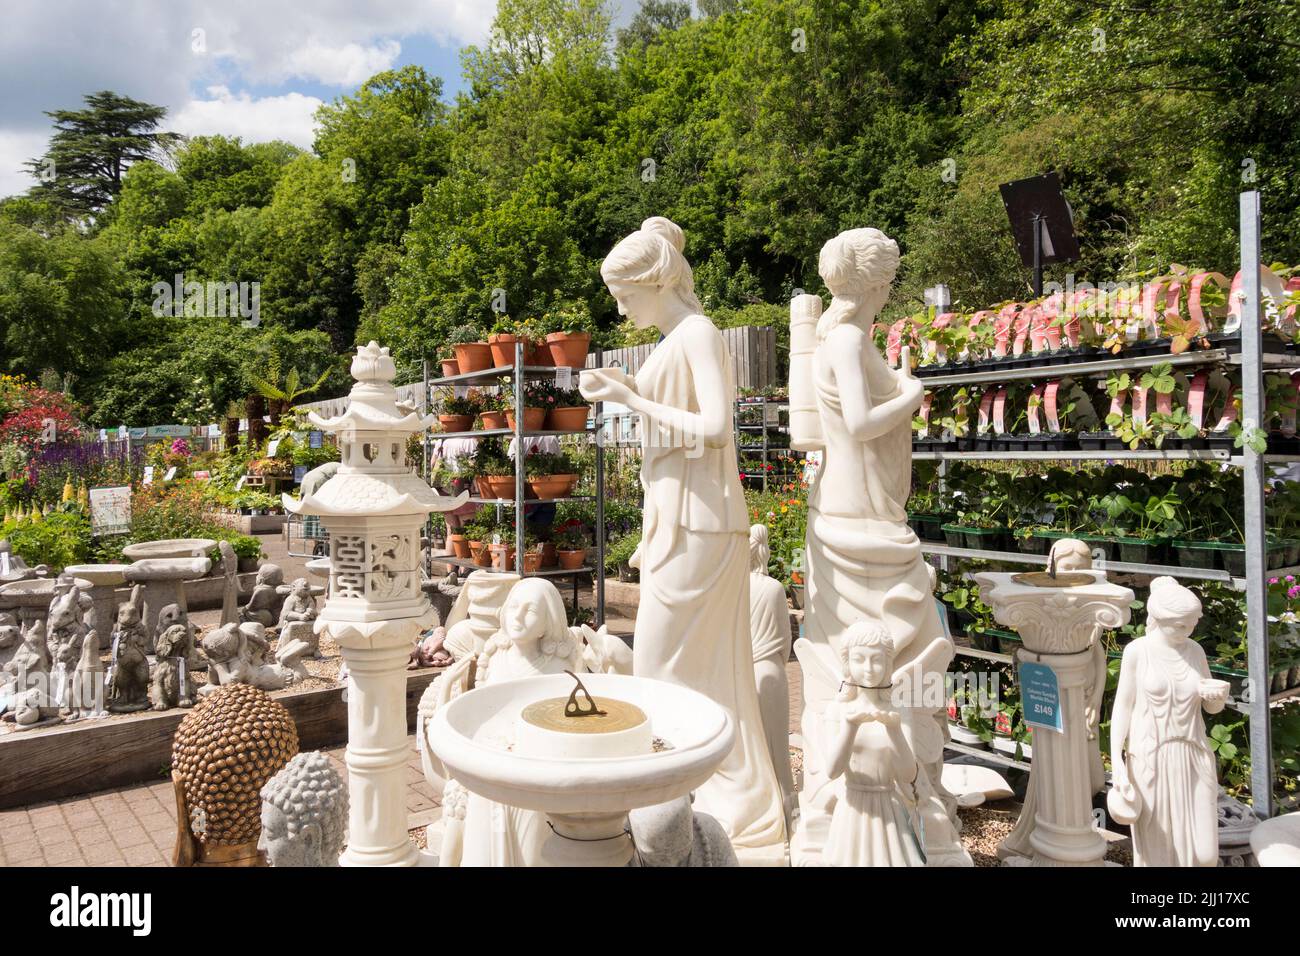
[258,751,347,867]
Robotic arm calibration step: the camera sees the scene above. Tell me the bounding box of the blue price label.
[1019,661,1063,734]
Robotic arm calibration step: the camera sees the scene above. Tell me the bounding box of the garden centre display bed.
[0,667,441,809]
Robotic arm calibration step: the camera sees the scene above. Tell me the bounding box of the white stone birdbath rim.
[429,672,735,815]
[63,564,131,585]
[1250,812,1300,867]
[0,576,94,605]
[121,538,218,561]
[123,557,212,581]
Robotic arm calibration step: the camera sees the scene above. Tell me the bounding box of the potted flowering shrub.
[436,389,481,433]
[473,438,515,499]
[555,524,588,569]
[526,452,577,499]
[547,384,591,431]
[488,317,527,369]
[540,307,594,369]
[503,377,548,432]
[477,389,508,430]
[450,325,492,374]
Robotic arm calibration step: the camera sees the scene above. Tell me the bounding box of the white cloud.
[284,39,403,86]
[172,86,323,149]
[0,130,48,200]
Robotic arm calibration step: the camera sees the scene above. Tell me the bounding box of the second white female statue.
[579,217,786,855]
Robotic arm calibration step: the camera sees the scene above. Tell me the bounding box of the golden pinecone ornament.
[170,683,298,866]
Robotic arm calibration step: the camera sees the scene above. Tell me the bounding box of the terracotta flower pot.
[489,544,514,571]
[469,541,491,567]
[440,358,460,377]
[558,549,586,570]
[438,414,474,433]
[506,408,546,432]
[484,474,516,499]
[546,405,590,431]
[479,410,507,430]
[540,541,558,568]
[528,340,553,367]
[527,474,576,499]
[546,331,591,369]
[449,534,470,558]
[522,552,542,572]
[489,333,522,368]
[475,477,494,499]
[454,342,492,373]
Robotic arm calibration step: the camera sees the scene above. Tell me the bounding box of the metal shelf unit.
[923,192,1283,816]
[735,396,797,490]
[421,343,607,625]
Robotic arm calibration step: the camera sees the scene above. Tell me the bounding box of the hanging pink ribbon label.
[1188,371,1209,429]
[919,391,933,436]
[993,387,1008,435]
[1212,384,1239,432]
[1131,385,1149,425]
[994,307,1015,357]
[1108,387,1128,422]
[886,320,906,366]
[1012,306,1031,356]
[977,389,995,434]
[1027,384,1045,434]
[1045,380,1062,432]
[1028,305,1049,353]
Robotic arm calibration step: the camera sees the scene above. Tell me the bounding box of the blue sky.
[0,0,645,199]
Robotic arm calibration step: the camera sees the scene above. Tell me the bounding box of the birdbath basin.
[305,557,331,581]
[0,576,93,607]
[1011,571,1096,589]
[122,538,217,562]
[1251,812,1300,867]
[429,672,735,866]
[64,564,129,586]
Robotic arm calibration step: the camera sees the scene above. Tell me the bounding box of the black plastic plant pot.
[973,435,993,451]
[1116,537,1159,565]
[1077,431,1110,451]
[1286,539,1300,566]
[942,524,967,549]
[967,627,999,653]
[964,526,1007,552]
[1171,540,1217,570]
[1266,540,1290,570]
[1016,532,1048,554]
[1080,535,1116,561]
[1218,545,1246,577]
[988,628,1022,655]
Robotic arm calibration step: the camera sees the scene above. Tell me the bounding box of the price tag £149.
[1019,661,1064,734]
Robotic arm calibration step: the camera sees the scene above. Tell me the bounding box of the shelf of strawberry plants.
[906,194,1300,812]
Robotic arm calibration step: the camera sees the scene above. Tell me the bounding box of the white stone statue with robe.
[748,523,795,824]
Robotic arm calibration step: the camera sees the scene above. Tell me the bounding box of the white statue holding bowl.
[579,216,786,855]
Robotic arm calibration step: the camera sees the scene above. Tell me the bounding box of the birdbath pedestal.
[974,566,1133,867]
[63,564,130,638]
[123,557,212,643]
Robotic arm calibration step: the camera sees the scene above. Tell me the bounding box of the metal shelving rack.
[422,341,607,625]
[922,192,1283,812]
[735,396,796,491]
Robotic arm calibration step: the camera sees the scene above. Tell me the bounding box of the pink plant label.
[1027,384,1045,434]
[993,387,1008,435]
[1045,380,1062,433]
[1187,371,1209,429]
[978,388,995,435]
[1012,306,1030,357]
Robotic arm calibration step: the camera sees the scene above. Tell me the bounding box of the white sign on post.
[142,466,155,486]
[267,438,281,457]
[164,467,178,482]
[555,367,573,390]
[88,486,132,536]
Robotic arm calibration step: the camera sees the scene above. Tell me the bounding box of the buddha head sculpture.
[170,683,299,866]
[259,752,347,867]
[600,217,703,330]
[816,228,899,340]
[1146,576,1202,642]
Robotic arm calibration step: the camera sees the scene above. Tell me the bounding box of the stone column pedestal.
[974,566,1133,868]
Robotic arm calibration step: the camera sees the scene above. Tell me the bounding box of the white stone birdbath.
[428,672,736,867]
[974,564,1133,867]
[121,538,217,562]
[0,576,94,622]
[1250,812,1300,867]
[123,557,212,642]
[305,557,331,581]
[63,564,129,638]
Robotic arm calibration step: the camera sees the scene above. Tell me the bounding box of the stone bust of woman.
[578,216,786,857]
[1109,576,1228,866]
[259,752,348,867]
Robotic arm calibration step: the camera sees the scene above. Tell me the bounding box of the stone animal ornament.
[6,618,51,684]
[156,603,204,673]
[68,624,104,720]
[629,796,738,867]
[171,683,299,866]
[108,603,151,713]
[239,563,285,627]
[259,752,348,867]
[0,609,23,668]
[152,624,195,711]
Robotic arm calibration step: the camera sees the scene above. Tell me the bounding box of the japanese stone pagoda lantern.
[284,341,466,866]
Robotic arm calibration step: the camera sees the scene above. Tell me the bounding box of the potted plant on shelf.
[488,316,526,369]
[436,389,481,433]
[476,389,508,430]
[473,438,515,499]
[450,325,492,374]
[525,452,577,499]
[440,353,460,377]
[1100,485,1181,564]
[462,513,495,568]
[503,377,548,431]
[555,524,588,569]
[540,306,595,368]
[489,527,516,570]
[547,384,591,431]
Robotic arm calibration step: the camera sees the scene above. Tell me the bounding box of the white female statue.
[789,227,959,863]
[823,621,926,867]
[579,217,786,855]
[1108,577,1227,867]
[749,524,795,824]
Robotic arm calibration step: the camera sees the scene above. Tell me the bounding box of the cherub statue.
[201,622,296,694]
[239,563,285,627]
[108,603,151,713]
[821,621,926,867]
[152,624,195,710]
[259,752,348,867]
[629,796,738,867]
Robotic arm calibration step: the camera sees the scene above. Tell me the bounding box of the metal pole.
[1032,214,1044,297]
[515,339,525,575]
[1240,190,1273,819]
[594,347,606,627]
[422,357,431,579]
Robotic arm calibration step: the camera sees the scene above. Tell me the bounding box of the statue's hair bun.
[640,216,685,253]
